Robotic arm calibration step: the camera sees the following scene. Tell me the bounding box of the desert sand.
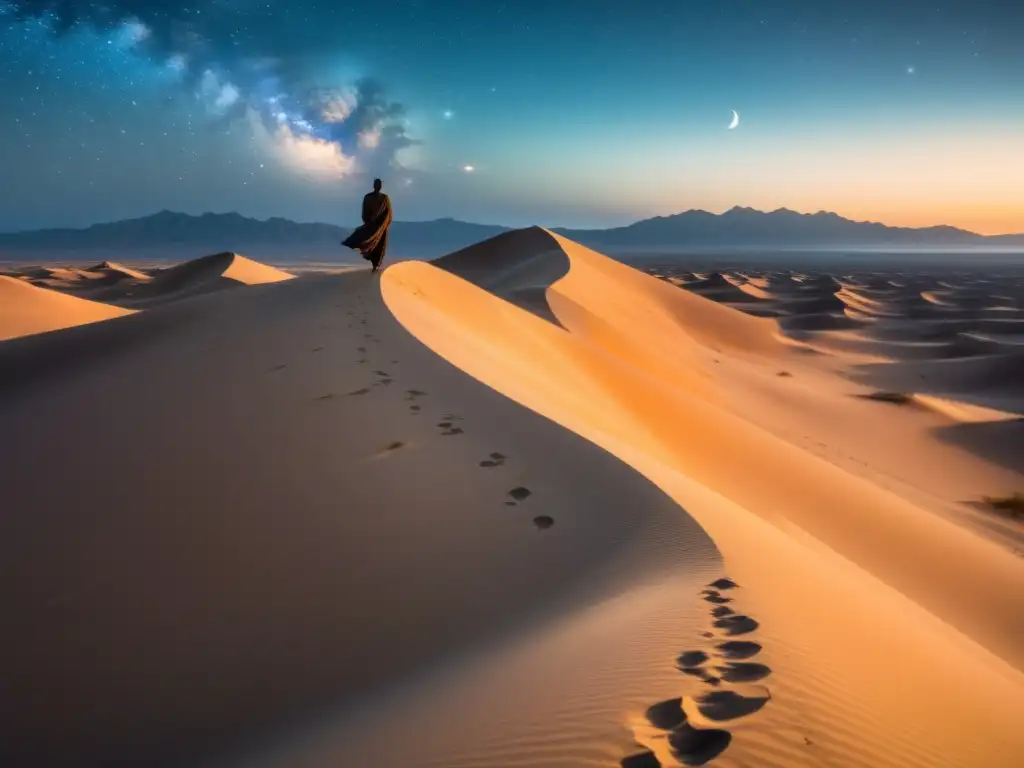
[0,231,1021,768]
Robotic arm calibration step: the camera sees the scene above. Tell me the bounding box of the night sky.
[1,1,1021,233]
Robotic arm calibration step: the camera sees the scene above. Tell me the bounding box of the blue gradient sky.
[1,1,1021,233]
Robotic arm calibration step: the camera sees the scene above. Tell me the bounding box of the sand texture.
[0,232,1021,768]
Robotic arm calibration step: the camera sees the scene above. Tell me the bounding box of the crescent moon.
[728,110,740,130]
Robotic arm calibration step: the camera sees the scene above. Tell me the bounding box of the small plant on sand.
[983,493,1024,519]
[776,371,792,377]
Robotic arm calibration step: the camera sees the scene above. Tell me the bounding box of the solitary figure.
[342,178,393,273]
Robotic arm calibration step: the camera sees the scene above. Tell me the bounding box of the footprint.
[314,393,335,401]
[409,405,421,413]
[267,364,287,373]
[620,752,661,768]
[677,650,709,669]
[312,346,324,353]
[357,347,367,353]
[703,592,731,605]
[374,378,393,386]
[479,452,507,468]
[439,424,464,436]
[405,389,428,401]
[711,606,734,618]
[713,615,759,636]
[668,723,731,766]
[372,370,390,377]
[680,666,707,678]
[508,486,532,502]
[379,440,407,455]
[646,697,685,730]
[696,689,769,722]
[707,578,738,590]
[716,641,761,660]
[345,387,371,396]
[716,662,772,683]
[532,515,554,530]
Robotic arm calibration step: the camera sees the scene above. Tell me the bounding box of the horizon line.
[3,205,1023,238]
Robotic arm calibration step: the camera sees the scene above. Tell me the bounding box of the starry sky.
[1,0,1022,234]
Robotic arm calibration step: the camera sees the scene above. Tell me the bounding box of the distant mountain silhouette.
[0,210,510,262]
[555,207,1024,249]
[0,208,1021,262]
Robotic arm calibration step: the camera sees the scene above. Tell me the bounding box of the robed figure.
[342,178,393,272]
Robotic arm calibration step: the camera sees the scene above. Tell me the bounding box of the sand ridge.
[380,228,1024,767]
[0,251,295,343]
[1,231,1022,768]
[0,263,718,767]
[0,274,134,341]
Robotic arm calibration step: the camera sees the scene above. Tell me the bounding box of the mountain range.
[1,207,1021,262]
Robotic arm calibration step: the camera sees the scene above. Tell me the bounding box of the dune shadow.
[932,419,1024,474]
[432,227,570,325]
[0,306,182,397]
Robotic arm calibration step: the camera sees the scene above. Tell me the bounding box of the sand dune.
[86,260,153,283]
[1,233,1022,768]
[0,251,295,344]
[2,251,294,310]
[0,274,134,341]
[103,250,295,305]
[377,232,1024,767]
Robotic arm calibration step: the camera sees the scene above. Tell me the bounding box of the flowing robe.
[342,192,392,269]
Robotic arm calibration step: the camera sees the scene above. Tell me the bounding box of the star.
[462,164,474,172]
[906,65,916,74]
[442,109,454,119]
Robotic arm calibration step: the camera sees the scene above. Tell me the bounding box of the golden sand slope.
[379,228,1024,767]
[0,252,295,344]
[0,265,720,767]
[0,274,134,341]
[2,235,1021,768]
[113,251,294,304]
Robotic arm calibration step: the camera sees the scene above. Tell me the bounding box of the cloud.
[117,17,150,46]
[4,0,418,179]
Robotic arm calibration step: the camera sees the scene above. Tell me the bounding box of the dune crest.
[2,230,1021,767]
[0,252,295,343]
[381,229,1024,767]
[0,274,134,341]
[131,251,294,301]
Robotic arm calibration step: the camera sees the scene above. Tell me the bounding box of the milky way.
[2,1,1022,232]
[3,0,415,181]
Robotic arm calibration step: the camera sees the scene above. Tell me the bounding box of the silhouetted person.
[342,178,393,273]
